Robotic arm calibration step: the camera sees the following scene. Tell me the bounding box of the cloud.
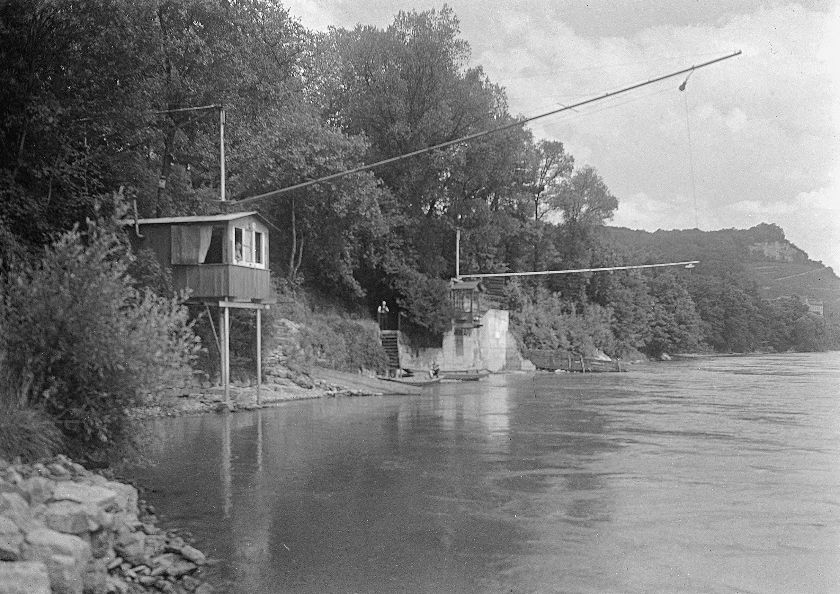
[467,2,838,267]
[282,0,839,269]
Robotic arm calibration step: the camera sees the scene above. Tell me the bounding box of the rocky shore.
[0,456,213,594]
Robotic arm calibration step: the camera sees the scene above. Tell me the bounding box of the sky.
[283,0,840,271]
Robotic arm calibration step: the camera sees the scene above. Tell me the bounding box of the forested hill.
[600,223,840,316]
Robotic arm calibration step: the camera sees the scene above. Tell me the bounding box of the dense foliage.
[0,214,200,462]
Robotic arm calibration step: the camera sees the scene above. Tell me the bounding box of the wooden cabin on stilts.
[128,211,273,406]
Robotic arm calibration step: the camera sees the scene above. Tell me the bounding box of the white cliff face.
[0,456,212,594]
[748,240,807,263]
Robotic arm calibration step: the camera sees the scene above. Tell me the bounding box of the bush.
[508,283,615,356]
[389,267,453,336]
[295,314,388,373]
[0,402,63,463]
[0,216,200,463]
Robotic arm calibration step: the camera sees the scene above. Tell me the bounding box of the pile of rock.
[0,456,212,594]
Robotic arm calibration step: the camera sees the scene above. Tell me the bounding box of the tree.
[645,272,702,356]
[323,8,529,281]
[523,140,574,221]
[232,109,388,297]
[792,313,830,352]
[589,269,653,356]
[508,283,614,356]
[553,165,618,230]
[0,0,314,238]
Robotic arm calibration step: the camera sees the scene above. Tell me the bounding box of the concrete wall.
[474,309,508,372]
[397,309,517,373]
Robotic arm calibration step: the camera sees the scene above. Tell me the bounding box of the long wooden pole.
[219,106,226,202]
[455,227,461,279]
[233,51,741,206]
[457,260,699,280]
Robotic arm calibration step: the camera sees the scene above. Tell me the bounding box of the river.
[134,352,840,593]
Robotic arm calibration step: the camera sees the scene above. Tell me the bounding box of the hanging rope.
[680,71,700,229]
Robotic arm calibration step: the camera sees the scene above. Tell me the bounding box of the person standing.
[377,301,389,330]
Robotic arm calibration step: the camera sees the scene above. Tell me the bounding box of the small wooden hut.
[128,211,273,405]
[450,278,484,329]
[129,211,271,302]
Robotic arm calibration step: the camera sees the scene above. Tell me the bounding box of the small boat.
[438,369,489,381]
[526,350,626,373]
[378,374,441,387]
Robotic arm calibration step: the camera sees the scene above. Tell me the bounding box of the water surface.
[136,353,840,593]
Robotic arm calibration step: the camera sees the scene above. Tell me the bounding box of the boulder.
[47,463,71,479]
[0,515,24,561]
[44,553,85,594]
[51,483,117,510]
[22,527,91,594]
[104,575,129,594]
[89,527,115,559]
[151,551,198,577]
[2,469,23,485]
[178,544,206,565]
[0,492,36,532]
[18,477,54,506]
[24,527,90,561]
[38,500,105,534]
[0,482,26,500]
[83,557,108,594]
[102,481,138,515]
[0,560,51,594]
[114,527,146,565]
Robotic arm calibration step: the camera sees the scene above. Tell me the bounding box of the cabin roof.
[133,211,264,226]
[450,279,484,291]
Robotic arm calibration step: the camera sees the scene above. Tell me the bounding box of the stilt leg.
[256,308,262,406]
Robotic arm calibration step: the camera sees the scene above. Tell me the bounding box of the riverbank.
[0,455,214,594]
[131,366,423,420]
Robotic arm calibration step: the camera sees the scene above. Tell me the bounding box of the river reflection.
[135,353,840,593]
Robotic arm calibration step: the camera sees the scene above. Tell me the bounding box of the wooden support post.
[221,306,230,405]
[256,308,262,406]
[256,409,263,474]
[221,411,231,519]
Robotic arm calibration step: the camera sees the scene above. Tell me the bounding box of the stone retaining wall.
[0,456,212,594]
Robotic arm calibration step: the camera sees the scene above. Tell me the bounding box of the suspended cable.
[231,50,741,206]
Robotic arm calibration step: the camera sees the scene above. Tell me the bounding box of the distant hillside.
[599,223,840,318]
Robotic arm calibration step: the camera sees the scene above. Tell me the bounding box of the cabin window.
[232,224,266,268]
[172,225,214,265]
[202,226,225,264]
[254,231,263,264]
[234,228,243,262]
[452,290,471,313]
